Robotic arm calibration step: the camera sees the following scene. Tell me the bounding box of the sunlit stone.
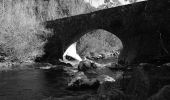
[60,42,82,68]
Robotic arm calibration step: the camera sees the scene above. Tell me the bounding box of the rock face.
[67,72,100,90]
[78,60,97,71]
[125,67,150,100]
[96,81,126,100]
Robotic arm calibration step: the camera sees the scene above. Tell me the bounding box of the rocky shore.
[57,56,170,100]
[1,52,170,100]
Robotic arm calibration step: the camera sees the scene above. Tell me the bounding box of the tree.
[77,29,123,58]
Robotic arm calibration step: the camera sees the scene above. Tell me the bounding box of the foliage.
[36,0,95,20]
[77,29,123,58]
[0,0,96,63]
[0,0,130,63]
[0,0,50,62]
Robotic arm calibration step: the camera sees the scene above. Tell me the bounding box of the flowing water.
[1,62,170,100]
[0,65,96,100]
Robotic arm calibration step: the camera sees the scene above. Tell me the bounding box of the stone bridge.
[38,0,170,64]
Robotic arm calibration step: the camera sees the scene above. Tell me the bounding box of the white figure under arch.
[59,42,82,68]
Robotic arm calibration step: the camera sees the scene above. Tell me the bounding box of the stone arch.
[62,29,123,66]
[77,29,123,59]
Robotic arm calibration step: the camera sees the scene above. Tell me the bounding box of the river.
[0,65,96,100]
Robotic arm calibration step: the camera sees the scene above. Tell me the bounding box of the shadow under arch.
[63,28,125,51]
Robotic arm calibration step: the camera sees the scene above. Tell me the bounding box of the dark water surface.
[0,66,96,100]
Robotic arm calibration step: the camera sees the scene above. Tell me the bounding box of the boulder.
[68,57,124,90]
[125,67,150,100]
[149,85,170,100]
[162,63,170,67]
[96,81,127,100]
[67,72,100,90]
[78,60,95,71]
[139,63,156,71]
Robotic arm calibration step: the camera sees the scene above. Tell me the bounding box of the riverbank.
[0,61,57,71]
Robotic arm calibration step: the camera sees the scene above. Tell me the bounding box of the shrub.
[0,0,94,63]
[77,29,123,58]
[0,0,50,62]
[0,0,130,63]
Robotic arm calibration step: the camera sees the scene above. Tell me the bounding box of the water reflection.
[0,66,96,100]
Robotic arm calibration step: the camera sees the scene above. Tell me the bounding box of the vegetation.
[77,29,123,58]
[0,0,94,64]
[0,0,48,63]
[0,0,132,67]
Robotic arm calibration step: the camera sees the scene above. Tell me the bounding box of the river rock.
[96,81,126,100]
[78,60,95,71]
[139,63,156,71]
[149,85,170,100]
[162,63,170,67]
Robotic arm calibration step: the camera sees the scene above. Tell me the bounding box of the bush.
[77,29,123,58]
[0,0,129,63]
[0,0,50,62]
[0,0,95,63]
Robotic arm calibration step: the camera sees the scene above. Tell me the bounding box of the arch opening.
[60,29,123,68]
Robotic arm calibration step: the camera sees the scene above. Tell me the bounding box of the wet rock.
[0,62,13,71]
[139,63,156,71]
[68,57,124,90]
[67,72,100,90]
[139,63,154,66]
[0,52,7,62]
[153,63,170,76]
[67,68,124,90]
[149,85,170,100]
[108,63,125,71]
[63,67,78,76]
[43,95,93,100]
[78,60,96,71]
[96,81,127,100]
[97,75,115,84]
[162,63,170,67]
[125,67,150,100]
[161,63,170,70]
[0,56,5,62]
[145,56,170,66]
